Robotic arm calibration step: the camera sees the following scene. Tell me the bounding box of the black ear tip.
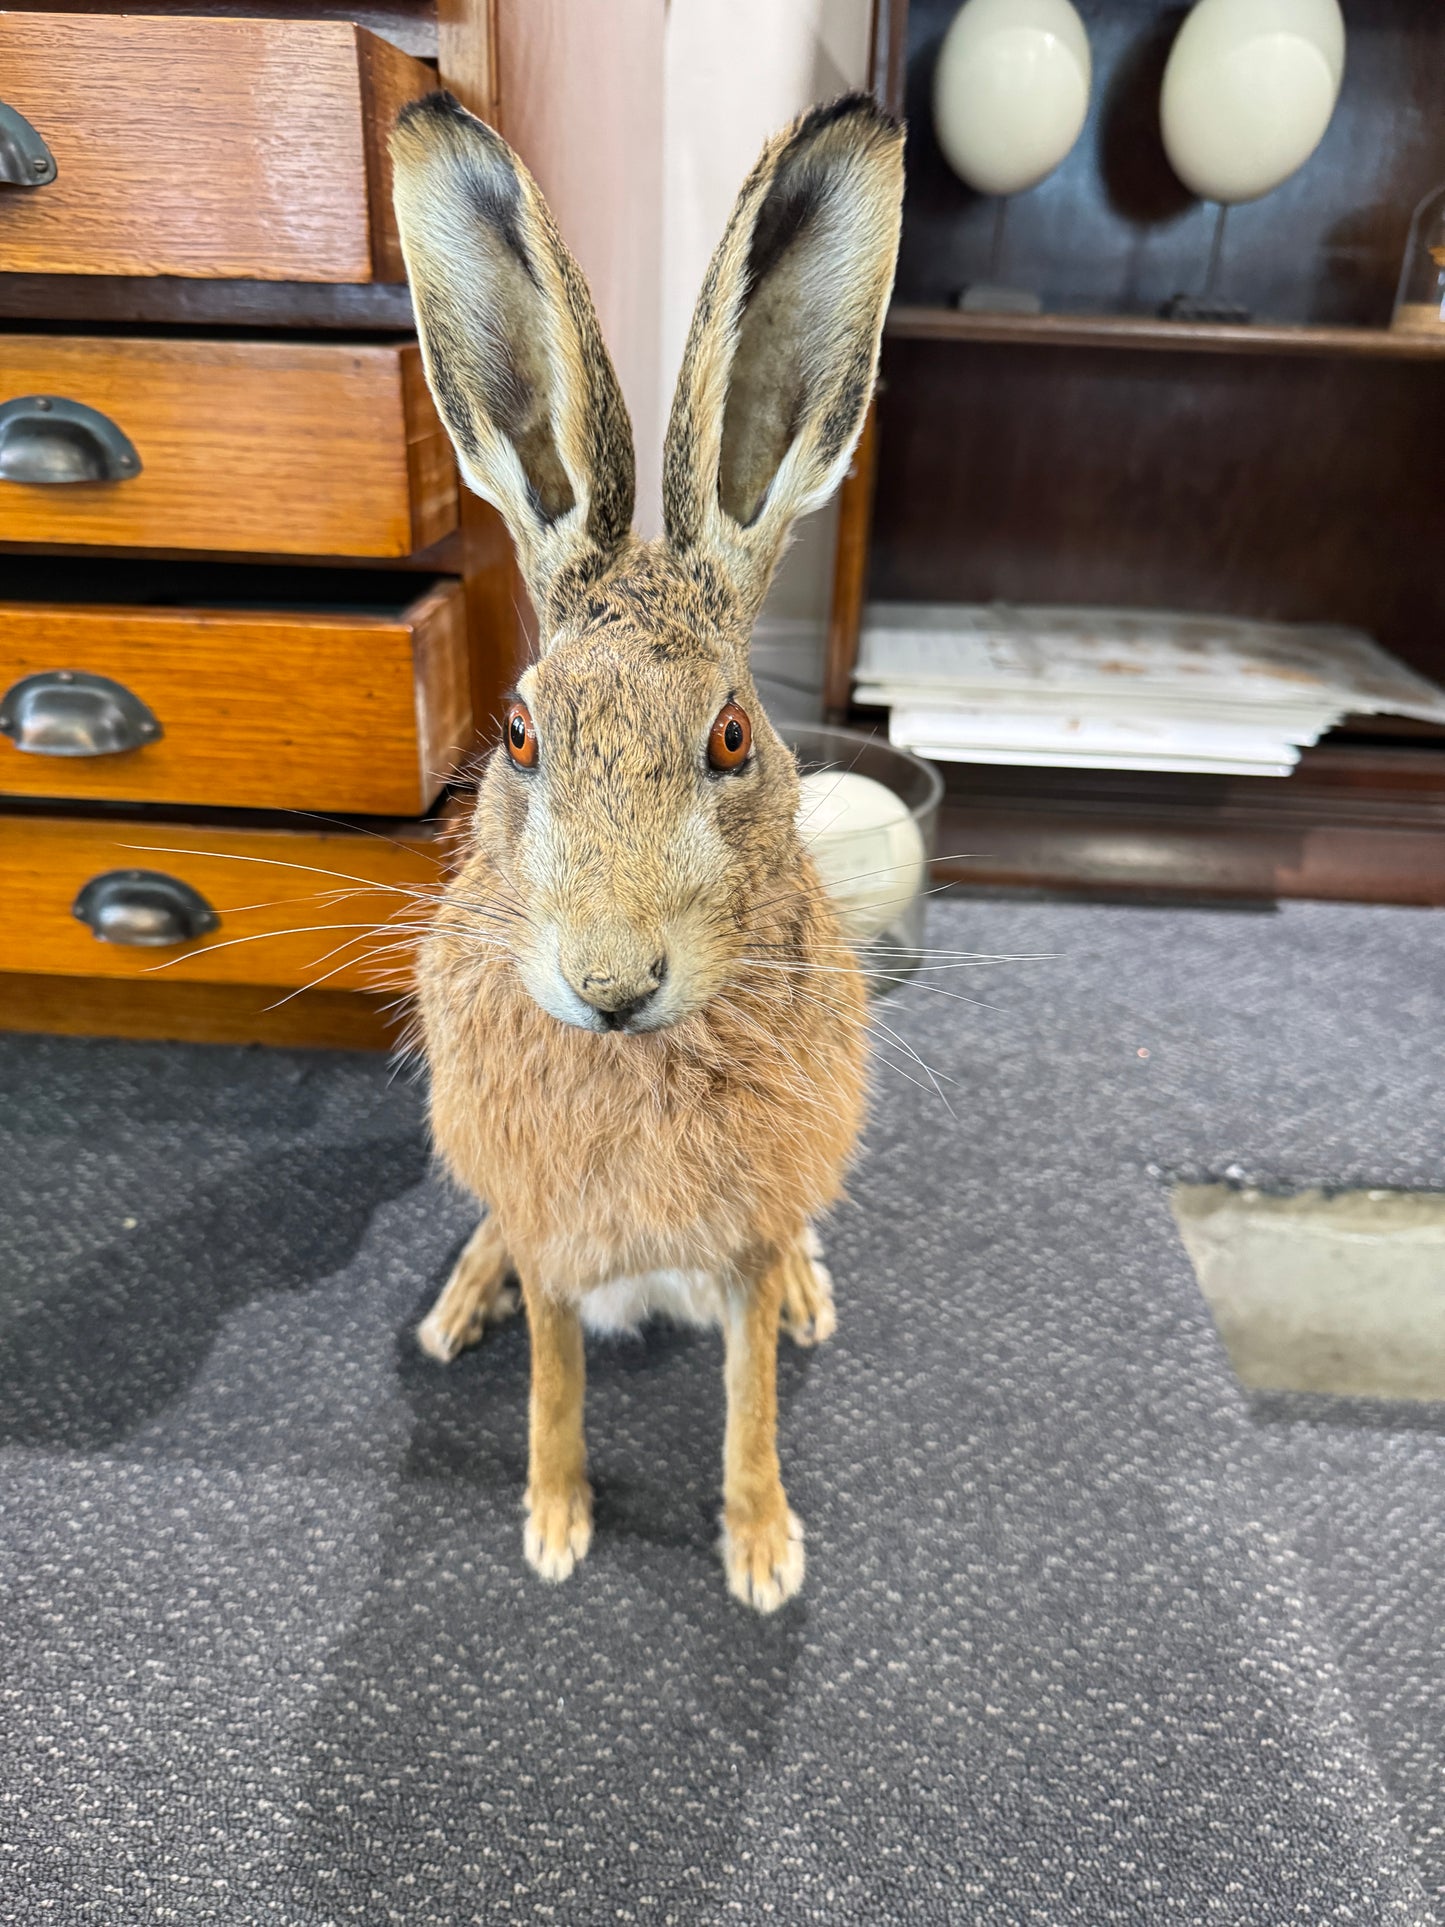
[396,89,508,146]
[397,89,466,132]
[797,91,905,146]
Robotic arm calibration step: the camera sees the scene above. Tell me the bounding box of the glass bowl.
[1394,183,1445,335]
[784,723,944,996]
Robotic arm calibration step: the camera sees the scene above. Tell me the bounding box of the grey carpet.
[2,896,1443,1925]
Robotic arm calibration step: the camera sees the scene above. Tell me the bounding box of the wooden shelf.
[927,745,1445,907]
[886,306,1445,362]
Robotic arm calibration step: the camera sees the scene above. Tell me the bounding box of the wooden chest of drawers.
[0,14,432,283]
[0,336,456,555]
[0,2,519,1051]
[0,810,447,991]
[0,576,470,813]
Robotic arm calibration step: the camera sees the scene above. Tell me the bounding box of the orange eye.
[707,701,751,771]
[504,699,537,769]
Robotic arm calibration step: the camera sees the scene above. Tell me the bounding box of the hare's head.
[393,92,903,1034]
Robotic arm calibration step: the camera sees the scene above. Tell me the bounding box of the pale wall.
[495,0,873,706]
[658,0,874,515]
[496,1,666,526]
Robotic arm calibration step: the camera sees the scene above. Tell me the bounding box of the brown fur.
[392,90,904,1610]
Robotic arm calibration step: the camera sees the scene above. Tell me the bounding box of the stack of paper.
[855,604,1445,777]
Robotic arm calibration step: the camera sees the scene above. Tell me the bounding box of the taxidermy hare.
[391,91,904,1611]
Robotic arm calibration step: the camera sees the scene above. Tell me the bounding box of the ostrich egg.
[797,771,926,947]
[933,0,1092,198]
[1160,0,1346,204]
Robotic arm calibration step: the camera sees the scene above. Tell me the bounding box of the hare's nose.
[575,955,667,1030]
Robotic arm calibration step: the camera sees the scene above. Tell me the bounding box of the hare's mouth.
[530,989,680,1038]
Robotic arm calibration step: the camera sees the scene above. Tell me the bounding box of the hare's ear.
[662,95,903,621]
[391,94,635,621]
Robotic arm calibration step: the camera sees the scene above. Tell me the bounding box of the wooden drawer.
[0,811,451,991]
[0,337,456,556]
[0,579,471,815]
[0,14,432,283]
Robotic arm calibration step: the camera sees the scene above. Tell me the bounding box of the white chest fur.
[578,1268,728,1337]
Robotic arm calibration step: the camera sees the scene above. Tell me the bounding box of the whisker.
[270,808,452,866]
[261,961,375,1011]
[744,850,995,923]
[260,939,436,1011]
[739,968,957,1110]
[115,843,455,898]
[740,954,1044,977]
[793,742,874,833]
[856,1009,957,1110]
[738,955,1016,1012]
[710,988,833,1112]
[138,920,441,973]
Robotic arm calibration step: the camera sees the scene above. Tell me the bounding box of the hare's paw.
[720,1507,805,1613]
[417,1224,519,1363]
[524,1482,593,1583]
[417,1284,518,1362]
[779,1239,836,1348]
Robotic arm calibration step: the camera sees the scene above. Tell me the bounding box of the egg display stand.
[951,197,1045,316]
[1160,203,1251,324]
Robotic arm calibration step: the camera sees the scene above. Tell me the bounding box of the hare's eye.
[707,701,751,772]
[505,700,537,769]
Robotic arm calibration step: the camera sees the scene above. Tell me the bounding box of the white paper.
[858,603,1445,778]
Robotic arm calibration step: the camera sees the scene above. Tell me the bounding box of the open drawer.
[0,336,456,557]
[0,13,433,283]
[0,567,472,816]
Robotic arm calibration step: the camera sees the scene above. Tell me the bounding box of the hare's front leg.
[522,1284,592,1582]
[720,1252,805,1613]
[417,1215,519,1362]
[778,1225,836,1348]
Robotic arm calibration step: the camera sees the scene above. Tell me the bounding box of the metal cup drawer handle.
[0,396,142,485]
[0,670,163,757]
[73,870,220,948]
[0,100,57,187]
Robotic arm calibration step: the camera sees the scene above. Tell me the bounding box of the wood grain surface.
[886,308,1445,362]
[0,336,458,556]
[0,4,437,61]
[0,971,401,1050]
[0,14,435,282]
[401,347,464,556]
[930,746,1445,906]
[438,0,498,120]
[0,811,454,990]
[0,581,470,812]
[452,491,532,749]
[358,27,442,283]
[823,402,878,723]
[870,334,1445,685]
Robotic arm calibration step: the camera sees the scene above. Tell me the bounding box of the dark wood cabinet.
[830,0,1445,904]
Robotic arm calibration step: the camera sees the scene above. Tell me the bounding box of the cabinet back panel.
[899,0,1445,326]
[870,337,1445,678]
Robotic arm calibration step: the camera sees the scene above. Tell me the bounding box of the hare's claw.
[524,1483,593,1582]
[779,1235,836,1348]
[720,1508,805,1613]
[418,1218,518,1362]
